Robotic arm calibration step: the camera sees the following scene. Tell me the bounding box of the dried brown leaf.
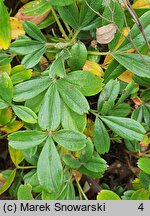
[96,23,117,44]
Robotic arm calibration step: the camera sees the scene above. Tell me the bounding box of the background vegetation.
[0,0,150,200]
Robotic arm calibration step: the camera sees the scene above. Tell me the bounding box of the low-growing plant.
[0,0,150,200]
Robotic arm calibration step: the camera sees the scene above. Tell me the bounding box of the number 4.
[138,203,144,211]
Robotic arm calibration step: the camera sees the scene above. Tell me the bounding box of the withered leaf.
[96,23,117,44]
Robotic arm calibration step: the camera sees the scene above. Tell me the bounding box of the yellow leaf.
[0,120,23,133]
[20,0,29,3]
[40,56,49,71]
[60,146,67,155]
[103,54,113,66]
[103,27,130,66]
[140,135,150,147]
[84,118,94,139]
[0,173,6,183]
[115,27,130,50]
[0,170,16,195]
[132,178,142,190]
[8,145,24,166]
[0,63,11,74]
[118,70,134,83]
[83,60,104,77]
[10,17,25,40]
[132,0,150,9]
[0,108,12,127]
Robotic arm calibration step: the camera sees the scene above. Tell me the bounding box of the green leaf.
[0,52,12,66]
[100,99,114,116]
[52,129,86,151]
[22,147,38,166]
[108,103,131,117]
[22,0,51,16]
[21,46,46,68]
[113,53,150,78]
[48,55,65,78]
[101,116,146,141]
[38,13,55,29]
[42,190,58,200]
[118,10,150,52]
[61,102,86,132]
[10,39,45,55]
[132,106,143,123]
[80,16,101,32]
[133,75,150,87]
[17,184,34,200]
[143,105,150,127]
[10,65,32,85]
[139,171,150,190]
[0,170,16,195]
[37,137,63,193]
[83,157,107,173]
[8,130,48,150]
[63,154,81,169]
[116,80,136,105]
[104,59,125,83]
[102,0,124,50]
[25,91,45,113]
[38,84,61,131]
[138,158,150,175]
[97,190,121,200]
[130,189,149,200]
[23,21,46,42]
[122,190,135,200]
[79,0,102,28]
[80,138,94,162]
[48,0,74,6]
[57,3,79,29]
[69,42,87,71]
[29,173,42,193]
[78,166,103,179]
[14,77,51,102]
[0,98,8,109]
[65,71,103,96]
[23,170,36,183]
[94,118,110,154]
[124,140,140,153]
[0,72,13,104]
[12,105,38,124]
[0,0,11,50]
[98,79,120,113]
[57,79,89,115]
[8,145,24,166]
[141,90,150,102]
[57,181,75,200]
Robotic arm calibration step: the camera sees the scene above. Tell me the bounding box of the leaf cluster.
[0,0,150,200]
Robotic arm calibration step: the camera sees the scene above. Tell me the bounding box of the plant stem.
[124,0,150,54]
[75,177,88,200]
[87,51,112,56]
[0,134,8,139]
[89,109,99,117]
[46,41,72,49]
[51,7,69,41]
[64,22,72,34]
[71,29,80,43]
[17,166,37,169]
